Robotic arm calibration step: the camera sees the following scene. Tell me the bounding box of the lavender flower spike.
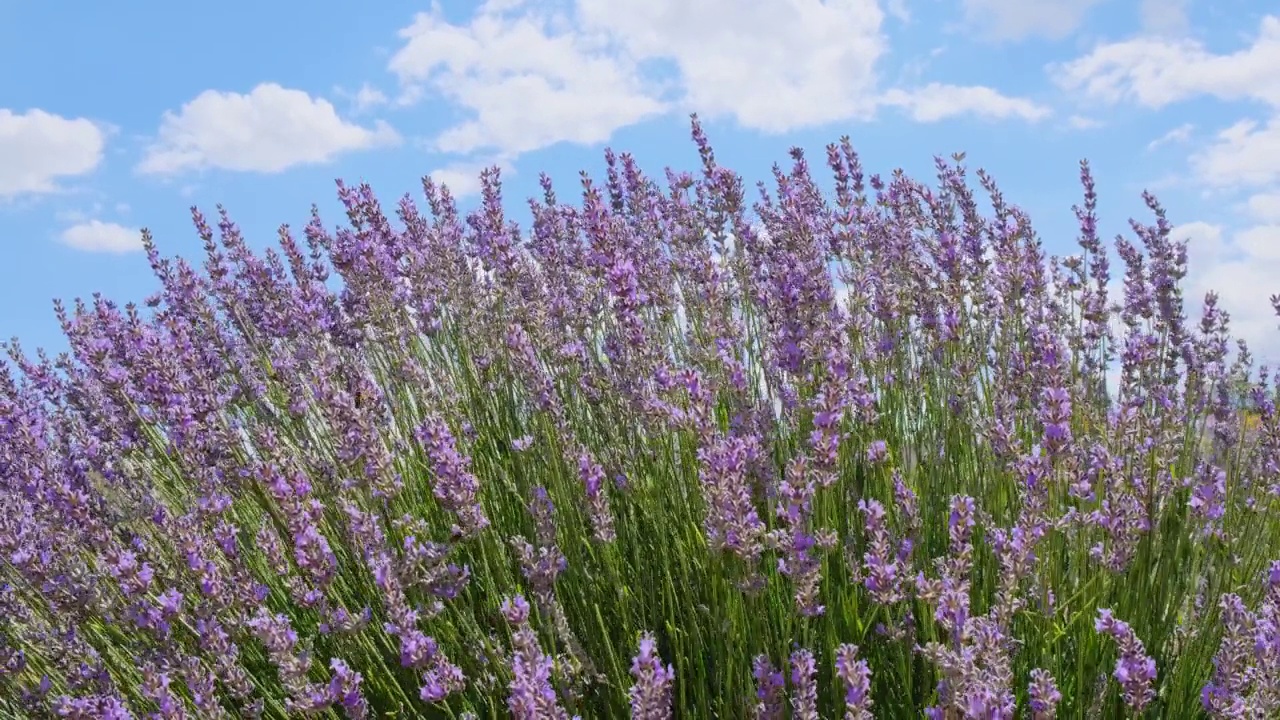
[415,416,490,538]
[1095,608,1157,712]
[790,648,819,720]
[502,595,570,720]
[1028,668,1061,719]
[752,655,786,720]
[835,644,874,720]
[629,632,674,719]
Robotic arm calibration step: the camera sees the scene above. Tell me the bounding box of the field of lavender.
[2,116,1279,719]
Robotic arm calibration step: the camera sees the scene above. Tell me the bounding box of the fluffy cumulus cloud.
[0,109,105,198]
[351,83,389,113]
[879,83,1052,123]
[1051,16,1280,109]
[1175,213,1280,363]
[387,0,1048,168]
[58,220,142,254]
[1187,222,1280,366]
[575,0,887,132]
[388,2,666,157]
[137,83,400,175]
[1055,15,1280,360]
[1192,118,1280,189]
[1248,192,1280,222]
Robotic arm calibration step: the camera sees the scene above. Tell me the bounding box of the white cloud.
[1176,221,1226,263]
[1160,107,1280,362]
[352,83,389,112]
[387,0,1044,157]
[137,83,400,175]
[1102,220,1280,368]
[427,157,514,198]
[885,0,910,22]
[1068,114,1104,130]
[335,82,390,114]
[960,0,1107,41]
[1052,16,1280,109]
[575,0,888,132]
[1191,118,1280,188]
[0,109,105,198]
[878,83,1052,122]
[389,2,666,156]
[1189,253,1280,362]
[1173,214,1280,364]
[58,220,142,254]
[1147,122,1194,151]
[1235,224,1280,262]
[1247,191,1280,222]
[1054,15,1280,212]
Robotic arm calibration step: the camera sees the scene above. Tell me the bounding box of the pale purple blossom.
[628,632,673,719]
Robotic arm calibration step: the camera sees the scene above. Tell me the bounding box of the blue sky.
[3,0,1279,361]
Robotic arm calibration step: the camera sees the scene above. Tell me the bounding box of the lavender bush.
[3,116,1280,718]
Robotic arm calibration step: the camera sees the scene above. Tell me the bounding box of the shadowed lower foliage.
[3,116,1280,719]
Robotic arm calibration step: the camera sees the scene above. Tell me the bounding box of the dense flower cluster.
[3,116,1280,717]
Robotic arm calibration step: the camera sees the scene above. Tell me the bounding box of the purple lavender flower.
[865,439,888,464]
[327,658,370,720]
[834,644,873,719]
[1095,609,1157,712]
[293,523,338,587]
[772,456,835,616]
[511,487,568,604]
[697,434,767,572]
[502,595,570,720]
[247,609,321,707]
[921,614,1016,719]
[1189,463,1227,538]
[576,451,616,543]
[1028,668,1061,719]
[789,648,819,720]
[52,694,135,719]
[1202,594,1253,716]
[857,499,905,604]
[414,416,490,537]
[752,656,786,720]
[140,664,184,720]
[628,632,674,719]
[948,495,976,551]
[1199,562,1280,717]
[1038,386,1072,456]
